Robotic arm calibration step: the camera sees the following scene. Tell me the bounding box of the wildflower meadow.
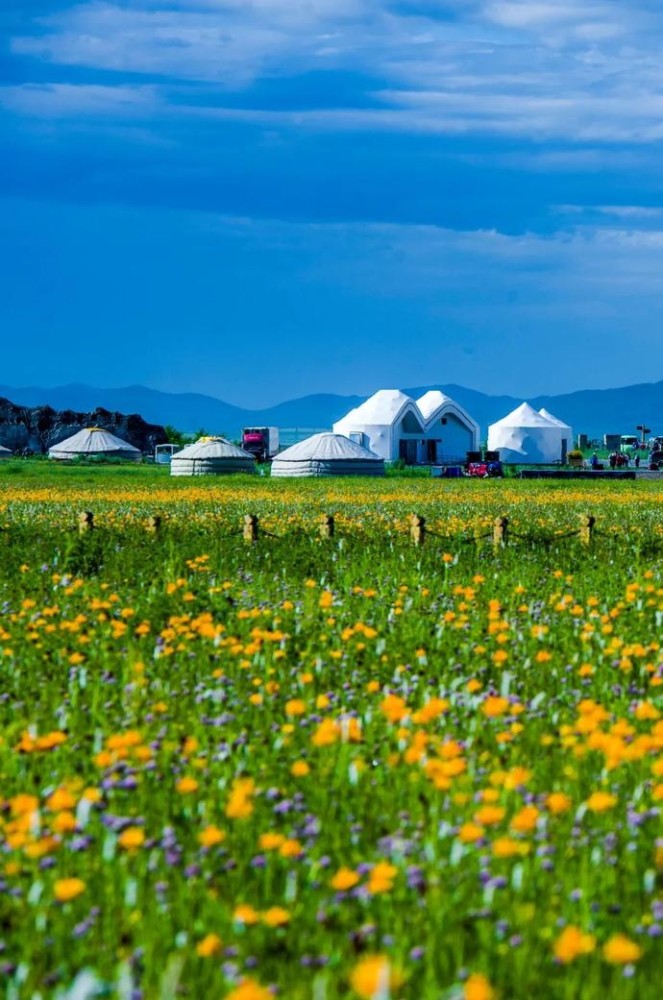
[0,465,662,999]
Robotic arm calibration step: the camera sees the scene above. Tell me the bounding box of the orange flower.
[118,827,145,851]
[330,867,360,891]
[54,877,86,902]
[464,973,495,1000]
[225,979,273,1000]
[350,955,404,998]
[585,791,617,813]
[176,776,199,795]
[291,761,310,777]
[198,825,226,848]
[554,925,596,963]
[233,904,260,925]
[196,933,222,957]
[261,906,290,927]
[482,697,510,718]
[602,934,642,964]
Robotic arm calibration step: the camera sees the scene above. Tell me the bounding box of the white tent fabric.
[49,427,141,461]
[488,403,564,464]
[271,433,384,477]
[0,444,12,459]
[333,388,479,462]
[539,408,573,451]
[170,436,256,476]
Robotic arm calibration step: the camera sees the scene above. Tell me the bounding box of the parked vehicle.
[241,427,279,463]
[649,450,663,471]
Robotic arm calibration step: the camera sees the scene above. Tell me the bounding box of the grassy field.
[0,463,662,999]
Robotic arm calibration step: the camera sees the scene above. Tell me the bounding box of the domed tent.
[488,403,564,464]
[170,437,256,476]
[0,444,12,460]
[271,433,384,477]
[48,427,141,462]
[539,408,573,459]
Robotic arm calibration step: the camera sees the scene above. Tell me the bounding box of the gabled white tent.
[333,388,479,463]
[488,403,564,464]
[170,437,256,476]
[271,433,384,477]
[49,427,141,462]
[0,444,12,460]
[539,408,573,456]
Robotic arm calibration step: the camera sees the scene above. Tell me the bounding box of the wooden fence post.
[243,514,259,544]
[578,513,595,546]
[320,514,335,540]
[493,516,509,548]
[410,514,426,547]
[146,515,162,536]
[78,511,94,535]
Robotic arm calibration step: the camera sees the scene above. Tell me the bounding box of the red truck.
[241,427,279,463]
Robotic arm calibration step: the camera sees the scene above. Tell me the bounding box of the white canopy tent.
[333,388,479,463]
[488,403,564,464]
[271,432,384,477]
[539,408,573,457]
[49,427,141,462]
[170,437,256,476]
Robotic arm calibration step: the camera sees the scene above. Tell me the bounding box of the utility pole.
[636,424,651,446]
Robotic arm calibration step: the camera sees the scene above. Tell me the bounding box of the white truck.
[241,427,279,463]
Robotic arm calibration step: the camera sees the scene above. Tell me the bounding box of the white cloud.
[8,0,663,146]
[0,83,158,117]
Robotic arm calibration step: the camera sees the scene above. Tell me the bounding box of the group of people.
[590,451,640,470]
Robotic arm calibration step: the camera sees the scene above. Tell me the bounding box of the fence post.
[410,514,426,547]
[493,516,509,548]
[578,513,595,546]
[78,511,94,535]
[320,514,335,540]
[243,514,259,544]
[146,515,162,536]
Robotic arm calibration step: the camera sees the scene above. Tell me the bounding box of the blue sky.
[2,1,663,406]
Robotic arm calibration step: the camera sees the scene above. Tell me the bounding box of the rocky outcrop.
[0,397,168,455]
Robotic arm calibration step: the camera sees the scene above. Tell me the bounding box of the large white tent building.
[333,389,480,464]
[271,432,384,477]
[488,403,566,464]
[170,437,256,476]
[48,427,141,462]
[539,408,573,457]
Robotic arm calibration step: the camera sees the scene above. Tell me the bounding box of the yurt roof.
[340,389,414,425]
[50,427,140,454]
[274,433,382,463]
[0,444,11,454]
[416,390,454,421]
[173,436,255,460]
[539,408,572,431]
[490,403,558,430]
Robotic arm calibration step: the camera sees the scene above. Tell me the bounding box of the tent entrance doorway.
[399,440,418,465]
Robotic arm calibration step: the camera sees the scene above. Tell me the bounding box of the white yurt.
[539,408,573,458]
[488,403,564,464]
[0,444,12,460]
[271,433,385,477]
[48,427,142,462]
[170,437,256,476]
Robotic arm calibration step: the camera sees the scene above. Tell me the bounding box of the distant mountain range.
[1,381,662,440]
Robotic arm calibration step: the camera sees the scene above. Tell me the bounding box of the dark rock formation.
[0,397,168,455]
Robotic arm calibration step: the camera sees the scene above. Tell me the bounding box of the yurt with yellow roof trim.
[48,427,141,461]
[170,436,256,476]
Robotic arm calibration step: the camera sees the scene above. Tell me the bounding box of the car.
[649,450,663,470]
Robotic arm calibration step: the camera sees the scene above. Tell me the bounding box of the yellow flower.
[261,906,291,927]
[464,973,495,1000]
[225,778,256,820]
[285,699,306,717]
[585,791,617,813]
[458,823,485,844]
[198,825,226,848]
[602,934,642,964]
[546,792,572,814]
[380,694,408,724]
[225,979,273,1000]
[554,925,596,963]
[46,788,76,812]
[330,867,360,891]
[474,805,505,826]
[510,805,539,833]
[118,827,145,851]
[491,837,528,859]
[291,760,310,777]
[350,955,404,998]
[482,697,510,718]
[54,877,86,902]
[176,776,199,795]
[233,904,260,925]
[196,933,222,957]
